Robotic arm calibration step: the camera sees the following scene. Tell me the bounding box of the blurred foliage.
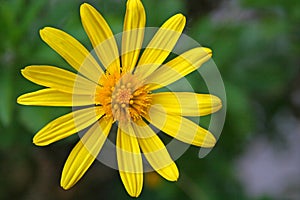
[0,0,300,199]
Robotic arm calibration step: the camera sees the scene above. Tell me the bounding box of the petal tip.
[193,129,217,148]
[20,69,27,79]
[16,95,23,104]
[39,27,48,36]
[81,2,90,6]
[39,27,60,40]
[80,3,95,16]
[32,137,41,146]
[33,134,49,146]
[174,13,186,22]
[39,27,51,41]
[32,137,39,146]
[203,47,212,56]
[169,167,179,182]
[131,188,142,198]
[20,68,26,73]
[60,170,72,190]
[204,133,217,148]
[127,0,142,7]
[176,13,185,18]
[20,67,33,80]
[60,179,71,190]
[39,27,45,33]
[168,173,179,182]
[213,96,222,107]
[80,2,90,11]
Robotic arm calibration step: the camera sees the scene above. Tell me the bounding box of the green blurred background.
[1,0,300,199]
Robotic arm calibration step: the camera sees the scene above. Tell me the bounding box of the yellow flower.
[17,0,222,197]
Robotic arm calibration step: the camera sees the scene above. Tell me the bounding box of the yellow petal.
[33,106,104,146]
[121,0,145,72]
[80,3,120,74]
[135,14,186,79]
[40,27,103,83]
[61,117,113,189]
[151,92,222,116]
[132,122,179,181]
[21,66,100,95]
[116,126,143,197]
[17,88,94,107]
[145,47,212,90]
[144,105,216,148]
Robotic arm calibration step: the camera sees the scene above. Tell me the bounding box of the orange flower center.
[96,72,152,123]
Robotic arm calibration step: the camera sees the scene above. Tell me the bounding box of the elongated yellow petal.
[61,117,113,189]
[121,0,145,72]
[132,122,179,181]
[117,126,143,197]
[144,105,216,148]
[80,3,120,74]
[33,106,104,146]
[151,92,222,116]
[21,66,100,95]
[17,88,94,107]
[40,27,103,83]
[145,47,212,90]
[135,14,186,79]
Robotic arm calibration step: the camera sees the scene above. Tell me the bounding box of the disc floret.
[96,72,152,123]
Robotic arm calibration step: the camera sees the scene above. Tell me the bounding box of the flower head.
[17,0,222,197]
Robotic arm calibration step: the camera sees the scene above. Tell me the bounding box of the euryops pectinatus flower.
[17,0,222,197]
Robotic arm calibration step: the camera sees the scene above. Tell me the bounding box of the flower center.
[113,84,133,107]
[96,73,151,123]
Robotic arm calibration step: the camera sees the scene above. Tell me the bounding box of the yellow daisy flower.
[17,0,222,197]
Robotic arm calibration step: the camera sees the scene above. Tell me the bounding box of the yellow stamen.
[96,72,151,122]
